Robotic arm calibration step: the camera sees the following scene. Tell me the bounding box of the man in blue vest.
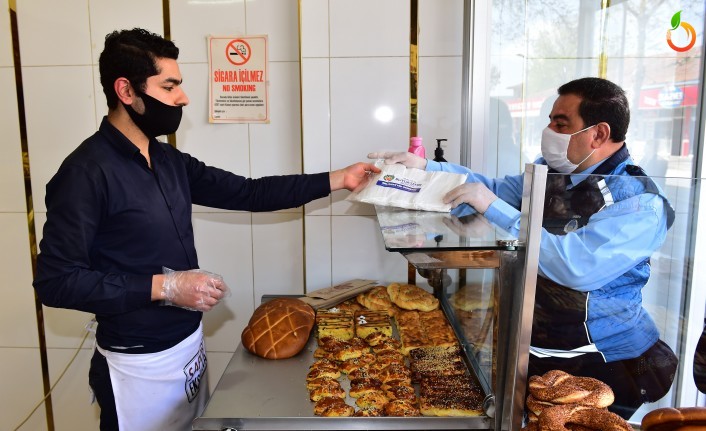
[370,77,678,420]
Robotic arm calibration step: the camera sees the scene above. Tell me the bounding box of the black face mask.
[122,90,183,138]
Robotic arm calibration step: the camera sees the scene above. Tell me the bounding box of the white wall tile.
[418,0,464,57]
[193,212,255,352]
[329,57,409,215]
[178,62,252,192]
[0,3,12,67]
[418,56,462,164]
[329,0,409,57]
[300,0,329,58]
[304,194,332,215]
[17,0,92,66]
[0,214,37,347]
[0,68,26,213]
[246,0,299,62]
[1,348,47,430]
[302,58,331,175]
[92,65,106,130]
[47,347,100,430]
[331,215,409,285]
[43,307,95,349]
[24,65,97,212]
[250,61,302,179]
[170,0,246,64]
[252,213,304,300]
[301,58,333,214]
[88,0,163,64]
[304,214,332,290]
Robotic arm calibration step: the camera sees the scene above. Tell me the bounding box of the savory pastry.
[419,375,484,417]
[339,353,376,374]
[348,366,382,381]
[371,337,402,354]
[309,382,345,401]
[385,384,417,401]
[539,404,631,431]
[408,345,467,382]
[349,377,383,398]
[310,358,339,370]
[353,407,384,417]
[386,282,439,312]
[396,309,459,354]
[306,366,341,381]
[335,298,365,314]
[313,396,348,416]
[380,363,412,383]
[382,379,411,391]
[305,376,339,391]
[356,285,395,313]
[449,282,492,312]
[319,403,355,417]
[374,349,406,367]
[384,399,421,417]
[528,370,614,408]
[354,390,389,410]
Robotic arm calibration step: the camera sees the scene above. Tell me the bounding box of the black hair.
[557,77,630,142]
[98,28,179,109]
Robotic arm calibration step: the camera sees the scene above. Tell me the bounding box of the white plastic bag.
[346,164,468,212]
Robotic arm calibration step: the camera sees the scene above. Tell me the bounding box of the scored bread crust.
[241,298,315,359]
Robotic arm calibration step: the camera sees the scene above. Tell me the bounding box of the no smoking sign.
[226,39,251,66]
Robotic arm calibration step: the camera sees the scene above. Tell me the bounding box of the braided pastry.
[538,404,631,431]
[525,394,554,418]
[529,370,614,408]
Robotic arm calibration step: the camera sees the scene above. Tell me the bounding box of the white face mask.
[541,125,596,173]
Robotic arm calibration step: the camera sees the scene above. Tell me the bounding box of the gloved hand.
[161,267,229,312]
[367,151,428,170]
[443,183,498,215]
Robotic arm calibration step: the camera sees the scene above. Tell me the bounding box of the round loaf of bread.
[641,407,706,431]
[241,298,315,359]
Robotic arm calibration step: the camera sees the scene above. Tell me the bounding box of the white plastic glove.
[367,151,428,170]
[161,267,230,312]
[443,183,499,215]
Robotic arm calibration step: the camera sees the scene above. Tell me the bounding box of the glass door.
[464,0,706,425]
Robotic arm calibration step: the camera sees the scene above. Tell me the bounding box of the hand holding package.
[346,164,467,212]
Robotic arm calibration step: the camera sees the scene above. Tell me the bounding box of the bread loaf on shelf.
[241,298,315,359]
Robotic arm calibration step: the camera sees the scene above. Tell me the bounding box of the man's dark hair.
[558,77,630,142]
[99,28,179,109]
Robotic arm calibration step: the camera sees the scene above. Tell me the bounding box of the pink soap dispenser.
[408,136,426,159]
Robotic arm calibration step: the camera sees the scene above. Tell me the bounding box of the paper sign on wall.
[207,35,269,123]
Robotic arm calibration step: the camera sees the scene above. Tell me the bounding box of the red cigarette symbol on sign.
[226,39,251,66]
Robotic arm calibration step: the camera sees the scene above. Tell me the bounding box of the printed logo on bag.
[376,176,422,193]
[666,10,696,52]
[184,341,208,402]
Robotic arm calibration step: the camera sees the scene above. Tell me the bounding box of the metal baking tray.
[192,332,493,430]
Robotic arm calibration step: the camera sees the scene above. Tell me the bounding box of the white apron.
[96,323,209,431]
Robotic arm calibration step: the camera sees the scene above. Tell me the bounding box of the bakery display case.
[192,164,547,431]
